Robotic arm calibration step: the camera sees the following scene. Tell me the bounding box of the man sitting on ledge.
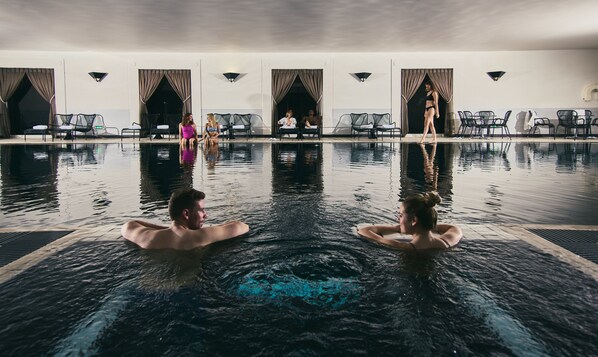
[121,188,249,250]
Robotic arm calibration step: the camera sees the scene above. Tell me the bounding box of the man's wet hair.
[168,188,206,220]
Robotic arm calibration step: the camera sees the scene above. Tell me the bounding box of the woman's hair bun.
[423,191,441,207]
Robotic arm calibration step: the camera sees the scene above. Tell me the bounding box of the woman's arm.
[357,225,413,250]
[433,92,440,118]
[436,223,463,247]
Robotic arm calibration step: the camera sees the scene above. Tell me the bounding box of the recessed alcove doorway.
[8,76,50,135]
[407,74,446,134]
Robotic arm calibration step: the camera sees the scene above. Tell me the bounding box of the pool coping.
[0,224,596,285]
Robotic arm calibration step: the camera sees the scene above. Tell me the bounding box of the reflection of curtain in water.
[139,145,188,208]
[271,144,324,237]
[0,145,59,213]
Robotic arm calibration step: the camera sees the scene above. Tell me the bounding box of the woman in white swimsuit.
[357,191,462,252]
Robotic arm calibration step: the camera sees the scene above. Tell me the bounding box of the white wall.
[1,49,597,136]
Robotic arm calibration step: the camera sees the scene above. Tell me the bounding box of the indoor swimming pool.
[0,142,597,355]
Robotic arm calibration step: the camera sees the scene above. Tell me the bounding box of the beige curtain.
[271,69,299,130]
[165,69,192,114]
[298,69,323,116]
[139,69,164,127]
[27,69,57,128]
[400,69,427,135]
[428,69,454,135]
[0,68,26,137]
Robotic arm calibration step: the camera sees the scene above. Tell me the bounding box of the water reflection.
[271,143,323,237]
[140,144,191,210]
[401,143,454,200]
[0,145,59,213]
[179,145,198,167]
[272,143,323,191]
[1,142,598,228]
[457,142,511,171]
[202,143,219,169]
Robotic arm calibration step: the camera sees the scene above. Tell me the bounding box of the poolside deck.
[1,224,597,285]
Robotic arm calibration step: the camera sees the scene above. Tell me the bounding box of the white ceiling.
[1,0,597,53]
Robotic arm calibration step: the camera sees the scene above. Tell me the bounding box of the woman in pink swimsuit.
[179,113,198,147]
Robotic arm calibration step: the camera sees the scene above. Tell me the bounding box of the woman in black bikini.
[357,192,462,251]
[420,81,440,144]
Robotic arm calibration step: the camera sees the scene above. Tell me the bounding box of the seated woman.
[179,113,198,147]
[357,191,462,251]
[278,109,297,128]
[302,109,321,128]
[203,113,220,146]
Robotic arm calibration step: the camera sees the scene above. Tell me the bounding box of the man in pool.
[121,188,249,250]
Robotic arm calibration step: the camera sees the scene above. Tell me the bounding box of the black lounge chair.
[24,123,51,141]
[73,114,101,139]
[231,114,252,138]
[50,114,75,140]
[350,113,372,139]
[373,113,400,139]
[213,113,231,138]
[150,114,179,140]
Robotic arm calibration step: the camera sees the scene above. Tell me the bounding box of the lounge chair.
[23,124,50,142]
[231,114,252,138]
[213,113,231,138]
[150,114,179,140]
[50,114,75,140]
[373,113,400,139]
[350,113,372,139]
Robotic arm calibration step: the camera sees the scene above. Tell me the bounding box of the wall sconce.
[353,72,371,82]
[89,72,108,82]
[487,71,505,81]
[223,72,240,82]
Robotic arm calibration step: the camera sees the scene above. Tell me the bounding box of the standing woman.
[179,113,199,147]
[420,81,440,144]
[357,191,462,251]
[203,113,220,146]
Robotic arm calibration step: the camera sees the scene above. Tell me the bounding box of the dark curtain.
[428,69,454,135]
[401,68,454,136]
[27,69,57,128]
[271,69,299,132]
[139,69,165,127]
[297,69,323,117]
[165,69,192,114]
[400,69,427,136]
[0,68,26,137]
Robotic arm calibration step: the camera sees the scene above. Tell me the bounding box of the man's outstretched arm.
[121,220,168,248]
[190,221,249,248]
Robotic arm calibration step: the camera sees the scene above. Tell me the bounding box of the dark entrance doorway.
[275,77,316,128]
[146,77,183,125]
[8,76,50,135]
[407,75,446,134]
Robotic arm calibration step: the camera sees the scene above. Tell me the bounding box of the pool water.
[0,142,597,355]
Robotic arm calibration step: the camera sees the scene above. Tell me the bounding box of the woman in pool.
[357,191,462,251]
[420,81,440,144]
[179,113,199,147]
[203,113,220,146]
